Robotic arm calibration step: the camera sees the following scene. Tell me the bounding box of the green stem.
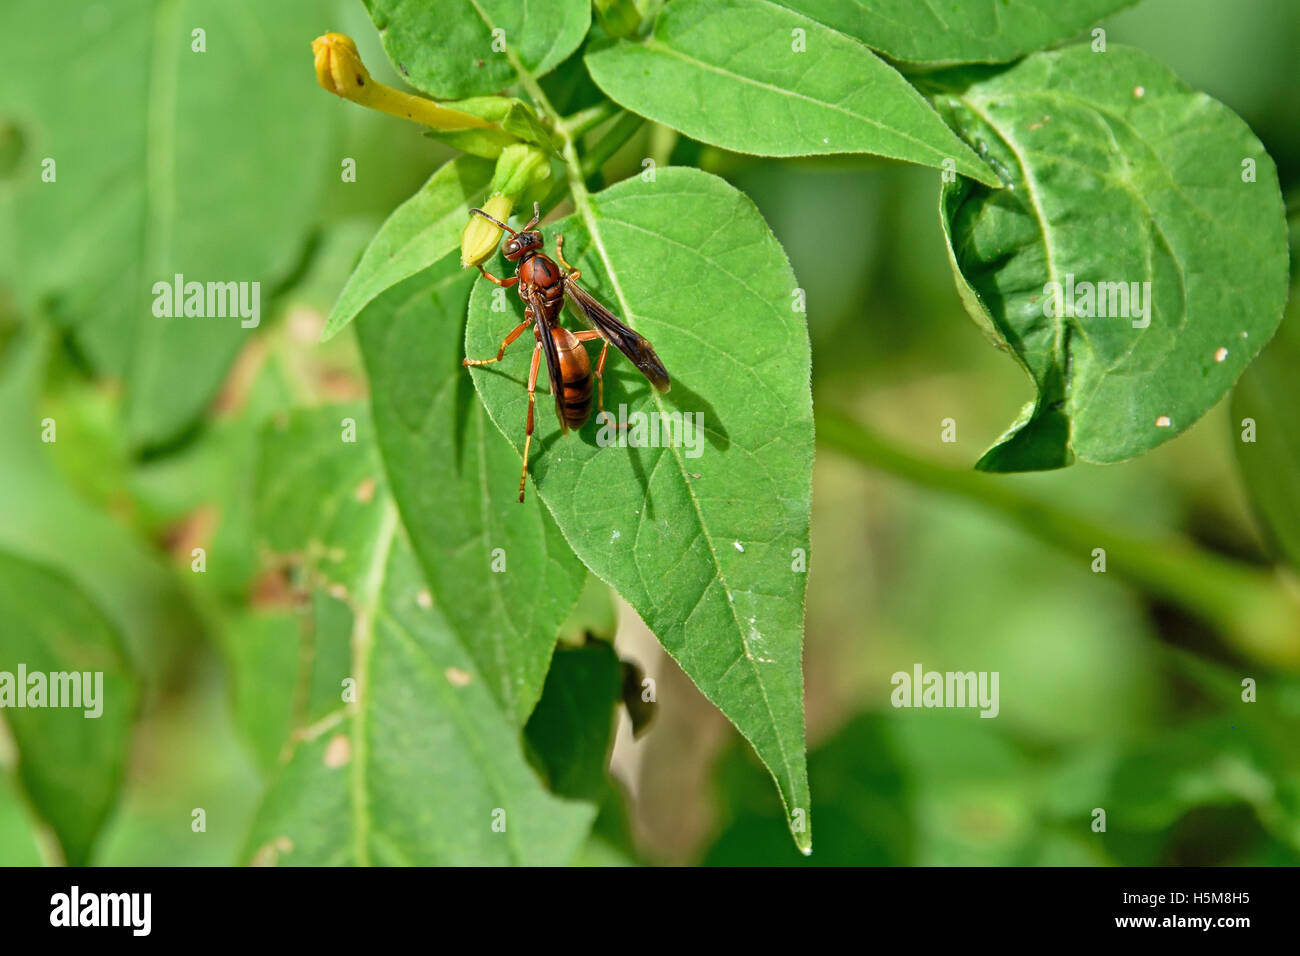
[580,111,644,180]
[495,33,613,262]
[562,100,621,140]
[818,409,1300,670]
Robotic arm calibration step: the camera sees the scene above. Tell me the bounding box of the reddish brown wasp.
[463,202,671,502]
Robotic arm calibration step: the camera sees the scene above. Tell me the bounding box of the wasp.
[463,203,671,502]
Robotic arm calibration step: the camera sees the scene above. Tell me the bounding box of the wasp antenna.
[468,207,517,236]
[522,202,542,231]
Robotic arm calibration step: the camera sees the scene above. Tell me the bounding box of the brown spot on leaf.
[324,734,351,768]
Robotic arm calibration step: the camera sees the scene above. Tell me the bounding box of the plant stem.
[562,100,621,140]
[580,111,645,180]
[818,409,1300,670]
[495,37,613,260]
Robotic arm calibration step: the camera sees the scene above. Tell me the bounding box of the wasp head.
[503,230,543,261]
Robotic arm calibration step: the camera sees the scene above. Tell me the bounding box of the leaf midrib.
[639,36,951,165]
[571,192,803,830]
[350,500,399,867]
[124,0,181,430]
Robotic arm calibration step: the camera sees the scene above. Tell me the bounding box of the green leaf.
[357,260,586,722]
[524,642,623,802]
[584,0,999,185]
[323,157,494,342]
[776,0,1137,64]
[927,45,1288,470]
[0,550,138,865]
[558,573,620,645]
[245,408,594,865]
[0,774,44,866]
[220,610,301,772]
[466,168,813,851]
[0,329,202,682]
[1232,301,1300,571]
[363,0,592,100]
[0,0,338,447]
[704,715,912,865]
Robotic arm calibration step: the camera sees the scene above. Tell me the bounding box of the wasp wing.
[563,278,670,393]
[523,286,571,433]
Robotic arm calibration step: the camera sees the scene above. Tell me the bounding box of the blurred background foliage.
[0,0,1298,866]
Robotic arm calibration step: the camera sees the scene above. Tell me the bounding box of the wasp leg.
[477,265,519,289]
[554,235,581,282]
[463,315,532,367]
[519,344,542,503]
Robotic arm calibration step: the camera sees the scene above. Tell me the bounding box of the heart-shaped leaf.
[585,0,999,186]
[466,167,813,852]
[927,45,1288,470]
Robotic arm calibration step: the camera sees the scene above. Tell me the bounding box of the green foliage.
[928,46,1288,470]
[0,0,338,448]
[2,0,1295,869]
[1233,289,1300,571]
[777,0,1138,63]
[467,168,814,850]
[524,642,623,801]
[0,330,201,683]
[585,0,1000,184]
[363,0,591,99]
[243,408,595,864]
[0,551,137,865]
[324,158,494,340]
[357,260,588,722]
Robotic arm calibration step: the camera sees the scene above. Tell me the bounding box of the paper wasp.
[463,203,671,502]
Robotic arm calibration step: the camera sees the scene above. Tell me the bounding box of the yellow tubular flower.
[461,194,515,268]
[311,33,490,130]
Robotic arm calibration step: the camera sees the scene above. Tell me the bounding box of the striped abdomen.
[552,326,592,429]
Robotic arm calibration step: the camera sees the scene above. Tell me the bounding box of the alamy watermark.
[595,404,705,459]
[152,273,260,328]
[0,665,104,718]
[1042,273,1152,328]
[890,664,999,718]
[50,886,150,936]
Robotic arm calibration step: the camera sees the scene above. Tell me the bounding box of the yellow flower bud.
[312,32,369,97]
[311,33,490,131]
[461,193,515,268]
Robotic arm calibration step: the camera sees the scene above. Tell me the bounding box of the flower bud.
[311,33,490,131]
[594,0,641,38]
[461,193,515,268]
[312,33,369,97]
[489,144,551,199]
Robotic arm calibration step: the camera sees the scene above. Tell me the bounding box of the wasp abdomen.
[552,327,593,429]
